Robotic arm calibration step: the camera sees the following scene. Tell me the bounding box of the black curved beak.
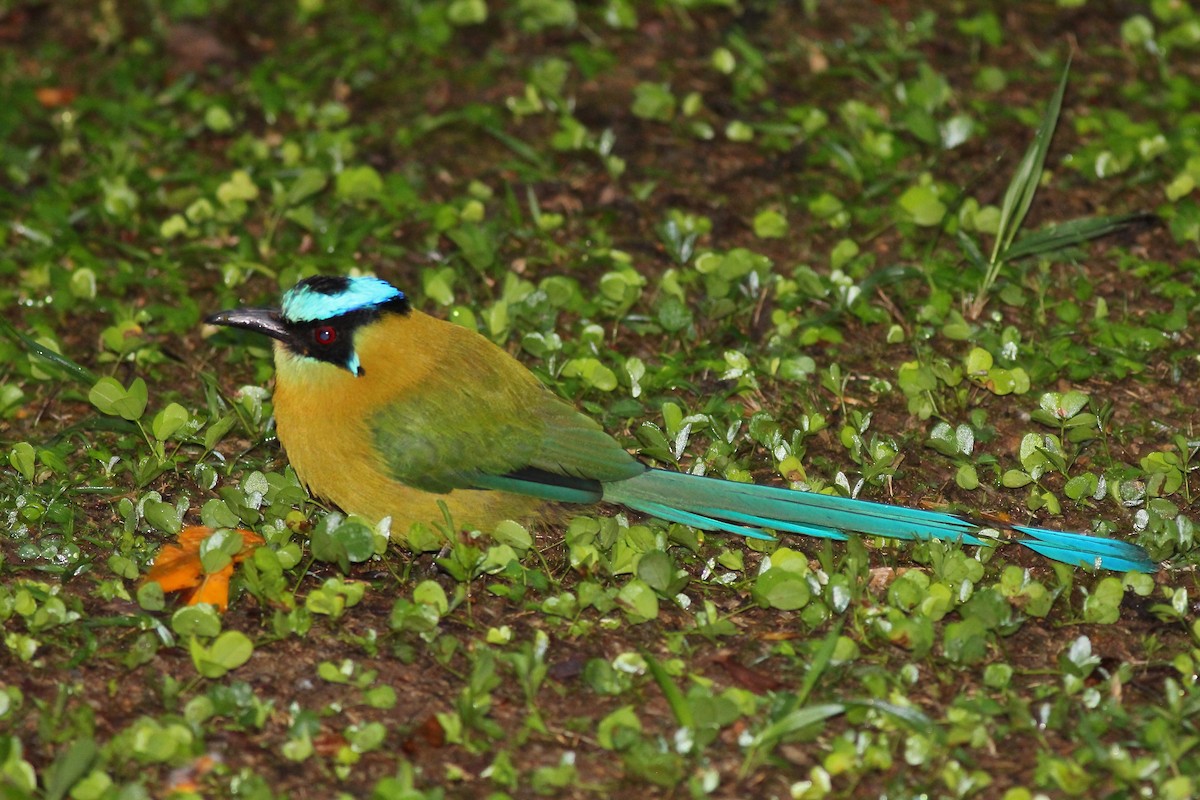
[206,308,290,343]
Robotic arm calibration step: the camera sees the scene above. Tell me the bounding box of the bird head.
[206,275,410,376]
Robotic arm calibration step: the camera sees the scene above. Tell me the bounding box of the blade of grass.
[956,230,988,272]
[740,702,846,776]
[844,698,945,744]
[1002,212,1150,261]
[971,58,1071,318]
[643,651,693,729]
[786,618,844,713]
[751,703,846,746]
[0,319,97,384]
[990,57,1071,264]
[482,126,552,172]
[858,264,926,295]
[43,737,98,800]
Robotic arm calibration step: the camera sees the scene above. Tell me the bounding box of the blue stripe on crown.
[281,277,404,322]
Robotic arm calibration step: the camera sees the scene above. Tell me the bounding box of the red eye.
[314,326,337,345]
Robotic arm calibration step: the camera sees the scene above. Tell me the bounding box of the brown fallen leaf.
[713,652,783,693]
[165,22,233,75]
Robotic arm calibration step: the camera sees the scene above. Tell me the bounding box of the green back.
[369,372,643,498]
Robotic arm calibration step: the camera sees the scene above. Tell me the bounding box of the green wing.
[369,369,643,501]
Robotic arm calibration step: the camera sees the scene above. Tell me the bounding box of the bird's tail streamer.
[603,469,1155,573]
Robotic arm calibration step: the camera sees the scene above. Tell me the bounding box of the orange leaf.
[234,529,266,558]
[35,87,78,108]
[188,565,234,612]
[141,525,264,612]
[178,525,216,549]
[143,543,204,592]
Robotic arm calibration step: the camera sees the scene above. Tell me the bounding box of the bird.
[206,275,1157,573]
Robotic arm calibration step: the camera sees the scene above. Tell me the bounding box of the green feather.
[371,381,641,494]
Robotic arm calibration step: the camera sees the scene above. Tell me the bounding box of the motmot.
[207,275,1156,573]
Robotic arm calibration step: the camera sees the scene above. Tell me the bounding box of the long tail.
[602,469,1156,573]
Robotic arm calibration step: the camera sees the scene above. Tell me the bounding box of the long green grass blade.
[991,58,1071,263]
[0,319,97,385]
[749,703,846,748]
[1002,212,1149,261]
[844,699,944,742]
[643,652,693,728]
[792,619,843,710]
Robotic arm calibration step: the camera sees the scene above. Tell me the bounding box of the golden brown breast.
[270,310,542,533]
